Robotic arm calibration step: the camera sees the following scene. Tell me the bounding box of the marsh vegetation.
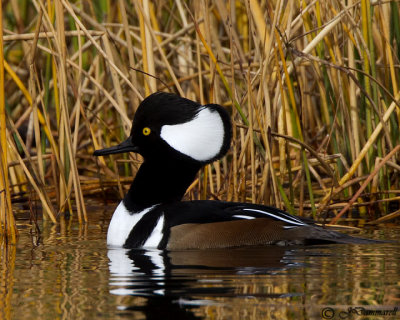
[1,0,400,241]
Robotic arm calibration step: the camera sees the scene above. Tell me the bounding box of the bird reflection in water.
[107,246,301,319]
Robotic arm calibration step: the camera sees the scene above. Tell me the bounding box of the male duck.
[94,92,377,249]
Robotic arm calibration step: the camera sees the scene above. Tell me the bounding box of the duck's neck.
[123,159,201,212]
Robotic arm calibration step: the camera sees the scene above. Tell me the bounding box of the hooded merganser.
[94,92,378,249]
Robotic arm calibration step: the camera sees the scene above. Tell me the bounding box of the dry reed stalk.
[368,208,400,225]
[139,2,184,96]
[332,144,400,224]
[143,0,157,93]
[102,35,128,131]
[61,0,141,98]
[320,94,400,208]
[0,2,17,242]
[118,0,138,106]
[3,30,105,42]
[7,130,56,223]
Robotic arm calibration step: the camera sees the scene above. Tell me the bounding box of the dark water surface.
[1,203,400,320]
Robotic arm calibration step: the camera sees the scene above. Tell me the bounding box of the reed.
[1,1,400,240]
[0,1,17,243]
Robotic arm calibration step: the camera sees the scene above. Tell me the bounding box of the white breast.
[143,215,165,248]
[107,202,157,247]
[160,107,225,162]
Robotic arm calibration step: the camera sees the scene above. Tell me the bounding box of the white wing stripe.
[232,215,256,220]
[242,208,306,226]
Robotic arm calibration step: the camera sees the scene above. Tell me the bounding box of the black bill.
[93,138,139,156]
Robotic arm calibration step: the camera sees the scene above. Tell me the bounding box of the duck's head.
[94,92,232,164]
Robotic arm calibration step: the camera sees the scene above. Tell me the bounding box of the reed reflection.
[0,243,16,320]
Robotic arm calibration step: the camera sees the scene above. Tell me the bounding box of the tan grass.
[1,1,400,240]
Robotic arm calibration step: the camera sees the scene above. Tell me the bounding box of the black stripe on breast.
[158,227,170,249]
[124,209,163,248]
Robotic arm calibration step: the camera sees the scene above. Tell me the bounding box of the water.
[1,203,400,320]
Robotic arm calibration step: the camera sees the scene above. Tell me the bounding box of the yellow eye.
[142,127,151,136]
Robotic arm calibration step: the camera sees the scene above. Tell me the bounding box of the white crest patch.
[160,107,225,161]
[107,202,157,247]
